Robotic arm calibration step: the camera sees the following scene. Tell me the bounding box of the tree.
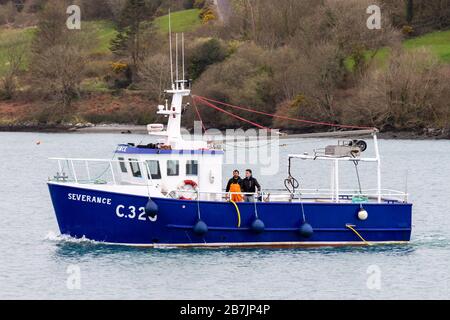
[347,49,450,131]
[32,45,87,114]
[30,0,95,117]
[0,1,18,25]
[0,38,26,99]
[138,53,171,101]
[188,38,228,80]
[31,0,69,52]
[406,0,414,23]
[106,0,128,23]
[110,0,160,79]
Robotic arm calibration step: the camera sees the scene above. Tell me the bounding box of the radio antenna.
[169,9,174,87]
[176,33,179,84]
[182,33,185,82]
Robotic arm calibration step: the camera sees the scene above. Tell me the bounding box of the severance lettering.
[68,193,112,205]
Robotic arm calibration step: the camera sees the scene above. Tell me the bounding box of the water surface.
[0,132,449,299]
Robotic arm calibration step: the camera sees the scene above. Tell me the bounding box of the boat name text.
[68,193,112,205]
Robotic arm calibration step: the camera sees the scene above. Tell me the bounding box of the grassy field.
[83,20,117,55]
[347,30,450,70]
[154,8,202,33]
[0,21,117,76]
[0,27,35,75]
[404,30,450,62]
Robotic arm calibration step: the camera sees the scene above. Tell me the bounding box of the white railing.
[267,189,408,203]
[167,189,408,203]
[49,158,153,186]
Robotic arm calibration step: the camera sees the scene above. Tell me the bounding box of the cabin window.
[167,160,179,176]
[186,160,198,176]
[118,157,127,173]
[129,159,142,178]
[146,160,161,180]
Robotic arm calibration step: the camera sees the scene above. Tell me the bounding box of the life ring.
[177,180,199,200]
[182,180,198,189]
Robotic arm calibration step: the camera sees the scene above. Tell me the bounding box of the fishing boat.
[47,33,412,248]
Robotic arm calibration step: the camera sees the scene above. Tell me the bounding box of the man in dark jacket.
[226,170,243,192]
[242,169,261,202]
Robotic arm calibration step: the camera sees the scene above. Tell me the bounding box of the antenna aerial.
[182,33,185,81]
[169,9,174,88]
[176,33,179,83]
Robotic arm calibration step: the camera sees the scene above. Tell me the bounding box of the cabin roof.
[115,144,224,156]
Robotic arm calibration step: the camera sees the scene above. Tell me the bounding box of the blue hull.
[48,183,412,247]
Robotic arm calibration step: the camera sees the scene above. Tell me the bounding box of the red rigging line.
[193,96,272,131]
[191,97,206,131]
[193,95,376,131]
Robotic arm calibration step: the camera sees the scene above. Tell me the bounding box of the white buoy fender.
[358,209,368,221]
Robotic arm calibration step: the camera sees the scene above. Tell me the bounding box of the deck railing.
[168,189,408,203]
[49,157,153,186]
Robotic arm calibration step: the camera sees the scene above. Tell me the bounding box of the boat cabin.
[114,143,224,200]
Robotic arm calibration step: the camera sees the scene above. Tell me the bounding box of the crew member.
[226,170,243,202]
[242,169,261,202]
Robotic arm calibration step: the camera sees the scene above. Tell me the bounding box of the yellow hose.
[229,200,242,228]
[346,224,372,246]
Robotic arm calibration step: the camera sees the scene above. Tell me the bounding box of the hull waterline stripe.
[74,240,410,248]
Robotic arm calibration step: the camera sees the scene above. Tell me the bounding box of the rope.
[253,196,259,219]
[192,96,206,132]
[196,191,202,221]
[229,200,242,228]
[299,193,307,223]
[193,96,272,131]
[352,154,363,194]
[354,161,363,194]
[346,224,372,246]
[194,95,375,130]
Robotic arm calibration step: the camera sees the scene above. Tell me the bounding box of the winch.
[324,140,367,157]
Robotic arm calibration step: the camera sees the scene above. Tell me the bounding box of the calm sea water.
[0,132,449,300]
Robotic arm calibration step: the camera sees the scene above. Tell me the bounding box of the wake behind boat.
[47,32,412,248]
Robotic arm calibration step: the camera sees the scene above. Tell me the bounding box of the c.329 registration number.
[115,205,157,222]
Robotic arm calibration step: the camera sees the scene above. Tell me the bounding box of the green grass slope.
[154,9,202,33]
[404,30,450,62]
[0,27,35,75]
[83,20,117,55]
[347,30,450,70]
[0,21,117,76]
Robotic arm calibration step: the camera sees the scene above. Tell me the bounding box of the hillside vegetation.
[0,9,202,76]
[0,0,449,136]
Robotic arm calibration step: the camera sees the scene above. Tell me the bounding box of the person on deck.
[242,169,262,202]
[226,170,243,202]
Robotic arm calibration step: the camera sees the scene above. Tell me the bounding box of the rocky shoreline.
[1,123,449,139]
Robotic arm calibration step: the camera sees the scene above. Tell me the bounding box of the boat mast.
[154,13,195,149]
[169,9,174,89]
